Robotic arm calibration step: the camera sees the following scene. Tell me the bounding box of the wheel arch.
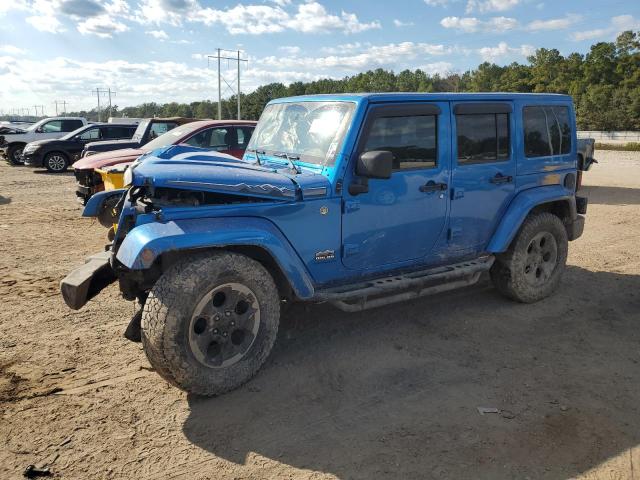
[116,217,316,300]
[487,185,576,253]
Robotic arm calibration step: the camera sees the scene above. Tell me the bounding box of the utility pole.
[91,88,116,122]
[54,100,68,116]
[207,49,247,120]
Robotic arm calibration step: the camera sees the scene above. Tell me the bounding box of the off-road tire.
[141,252,280,396]
[490,212,568,303]
[8,144,25,165]
[44,152,69,173]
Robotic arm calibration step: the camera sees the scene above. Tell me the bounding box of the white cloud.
[77,14,129,37]
[570,14,640,41]
[146,29,169,40]
[526,13,581,31]
[418,61,455,75]
[134,0,380,35]
[393,19,415,27]
[477,41,534,61]
[0,45,26,55]
[279,46,301,55]
[26,15,65,33]
[424,0,454,6]
[466,0,519,14]
[289,2,381,34]
[441,16,517,32]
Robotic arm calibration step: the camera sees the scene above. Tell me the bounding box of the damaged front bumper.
[60,251,116,309]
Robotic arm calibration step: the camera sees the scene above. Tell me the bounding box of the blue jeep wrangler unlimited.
[61,93,587,396]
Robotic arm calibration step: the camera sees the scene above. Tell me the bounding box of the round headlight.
[123,166,133,186]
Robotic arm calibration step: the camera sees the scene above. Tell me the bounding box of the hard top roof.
[270,92,572,104]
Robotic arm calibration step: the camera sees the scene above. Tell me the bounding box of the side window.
[62,120,83,132]
[237,127,254,149]
[79,127,101,141]
[41,120,63,133]
[149,122,177,140]
[363,115,437,170]
[524,106,571,157]
[209,128,231,149]
[184,129,212,148]
[104,126,134,139]
[456,113,509,164]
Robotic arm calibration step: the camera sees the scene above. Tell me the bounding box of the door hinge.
[343,244,360,257]
[343,200,360,213]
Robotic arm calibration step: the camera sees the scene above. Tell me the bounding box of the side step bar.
[315,256,494,312]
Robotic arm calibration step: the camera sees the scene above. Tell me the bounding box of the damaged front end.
[61,145,312,311]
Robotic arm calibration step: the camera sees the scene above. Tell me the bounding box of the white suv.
[1,117,87,165]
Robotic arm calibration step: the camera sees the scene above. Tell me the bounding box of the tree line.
[38,31,640,130]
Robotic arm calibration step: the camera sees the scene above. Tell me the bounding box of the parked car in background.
[1,117,87,165]
[81,117,198,157]
[22,123,137,173]
[62,93,587,397]
[73,120,257,204]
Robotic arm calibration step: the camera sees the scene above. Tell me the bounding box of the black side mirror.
[356,150,393,179]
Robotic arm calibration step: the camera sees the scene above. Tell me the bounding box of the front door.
[448,102,516,251]
[341,102,451,271]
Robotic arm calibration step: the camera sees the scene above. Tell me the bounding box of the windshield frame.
[247,100,356,168]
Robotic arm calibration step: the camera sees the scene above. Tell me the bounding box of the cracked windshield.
[247,101,355,166]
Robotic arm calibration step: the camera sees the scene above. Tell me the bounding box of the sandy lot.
[1,151,639,480]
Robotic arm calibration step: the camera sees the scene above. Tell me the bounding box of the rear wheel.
[8,144,25,165]
[491,212,568,303]
[44,152,69,173]
[141,252,280,396]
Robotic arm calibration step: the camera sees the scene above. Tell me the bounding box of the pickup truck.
[1,117,87,164]
[81,117,198,157]
[61,93,587,397]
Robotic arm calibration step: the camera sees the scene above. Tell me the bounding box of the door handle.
[419,181,448,193]
[490,173,513,185]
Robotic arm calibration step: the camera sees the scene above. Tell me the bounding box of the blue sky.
[0,0,638,114]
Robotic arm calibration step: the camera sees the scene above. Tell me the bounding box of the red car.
[73,120,257,204]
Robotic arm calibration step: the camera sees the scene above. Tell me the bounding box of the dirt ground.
[1,151,639,480]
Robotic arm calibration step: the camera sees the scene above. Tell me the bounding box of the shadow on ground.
[32,170,75,177]
[0,195,10,205]
[581,185,640,205]
[182,266,640,479]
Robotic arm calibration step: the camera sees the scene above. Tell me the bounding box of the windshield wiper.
[273,152,301,174]
[248,148,264,166]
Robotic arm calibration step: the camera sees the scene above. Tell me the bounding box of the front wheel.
[44,152,69,173]
[141,252,280,396]
[8,144,25,165]
[490,212,568,303]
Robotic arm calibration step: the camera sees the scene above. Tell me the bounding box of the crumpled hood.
[73,148,144,170]
[130,145,331,201]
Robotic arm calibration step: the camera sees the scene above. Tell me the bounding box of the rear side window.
[62,120,84,132]
[79,127,101,140]
[149,122,177,140]
[456,113,509,164]
[523,106,571,157]
[103,126,135,139]
[363,115,437,170]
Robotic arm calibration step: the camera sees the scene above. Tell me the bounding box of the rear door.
[341,102,451,270]
[449,102,516,251]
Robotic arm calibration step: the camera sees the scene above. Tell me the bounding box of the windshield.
[247,101,355,166]
[132,119,150,142]
[142,123,199,151]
